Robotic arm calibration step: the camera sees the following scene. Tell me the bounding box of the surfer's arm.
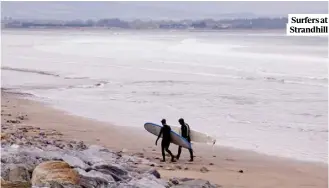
[185,124,190,137]
[155,128,163,145]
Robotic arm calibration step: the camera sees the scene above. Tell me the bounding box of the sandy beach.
[1,90,327,188]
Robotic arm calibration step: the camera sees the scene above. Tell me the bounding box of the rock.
[123,175,168,188]
[133,152,144,158]
[39,132,46,136]
[179,178,194,182]
[69,140,77,145]
[238,170,244,173]
[42,140,52,145]
[1,133,9,140]
[1,150,44,170]
[18,127,28,133]
[119,155,137,163]
[93,164,129,181]
[47,181,81,188]
[31,161,79,187]
[65,143,74,150]
[62,154,90,170]
[76,141,87,150]
[78,174,110,188]
[75,168,115,187]
[99,148,111,153]
[17,116,25,121]
[209,163,214,166]
[8,165,31,182]
[1,165,10,180]
[6,120,20,124]
[93,164,128,176]
[200,167,209,173]
[164,166,174,171]
[169,178,180,185]
[55,143,65,149]
[146,168,161,179]
[1,179,31,188]
[175,165,182,170]
[47,181,65,188]
[172,179,219,188]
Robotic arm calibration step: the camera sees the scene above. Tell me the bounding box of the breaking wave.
[64,76,90,80]
[2,66,60,77]
[67,81,109,89]
[2,66,111,90]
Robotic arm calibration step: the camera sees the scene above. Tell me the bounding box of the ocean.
[1,29,328,163]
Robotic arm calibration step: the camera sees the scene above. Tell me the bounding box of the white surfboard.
[171,125,216,145]
[144,122,192,149]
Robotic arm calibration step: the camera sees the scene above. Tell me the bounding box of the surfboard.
[144,122,192,149]
[171,125,216,145]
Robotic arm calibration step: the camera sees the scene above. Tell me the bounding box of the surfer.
[155,119,176,162]
[176,118,194,162]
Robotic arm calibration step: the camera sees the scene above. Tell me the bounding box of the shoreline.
[1,89,327,187]
[7,88,327,166]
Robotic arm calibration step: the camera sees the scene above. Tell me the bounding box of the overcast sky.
[1,1,328,20]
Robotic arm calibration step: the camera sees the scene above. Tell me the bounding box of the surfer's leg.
[166,148,176,162]
[161,141,166,162]
[164,143,176,162]
[161,146,166,162]
[176,146,182,160]
[188,148,194,162]
[187,136,193,161]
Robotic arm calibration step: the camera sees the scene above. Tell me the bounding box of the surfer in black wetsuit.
[155,119,176,162]
[176,118,194,162]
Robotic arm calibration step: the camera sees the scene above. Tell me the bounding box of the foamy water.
[1,30,328,163]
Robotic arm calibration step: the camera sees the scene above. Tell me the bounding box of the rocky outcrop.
[1,144,168,188]
[0,120,220,188]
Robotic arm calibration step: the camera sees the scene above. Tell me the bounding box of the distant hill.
[1,17,289,30]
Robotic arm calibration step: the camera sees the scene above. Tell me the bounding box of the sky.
[1,1,328,20]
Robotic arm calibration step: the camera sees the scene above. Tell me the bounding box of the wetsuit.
[176,123,194,161]
[156,124,175,162]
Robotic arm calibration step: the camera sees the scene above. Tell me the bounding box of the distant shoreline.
[1,27,286,33]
